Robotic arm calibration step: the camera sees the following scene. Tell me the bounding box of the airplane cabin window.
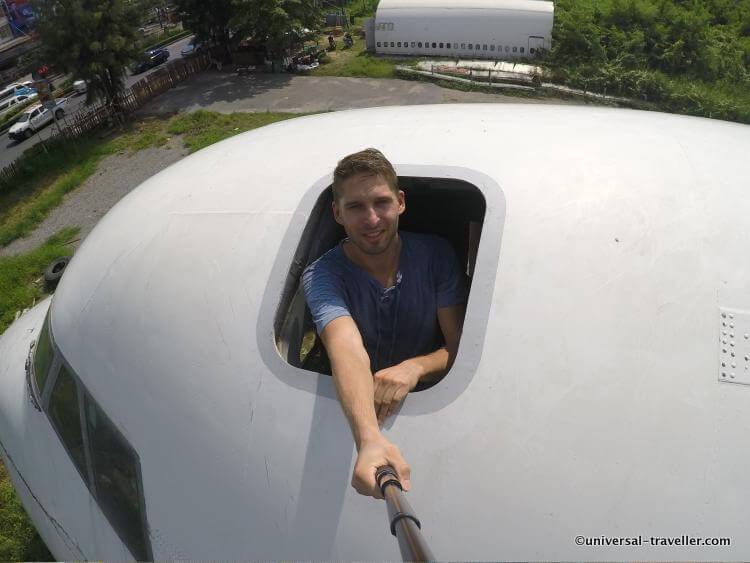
[85,393,151,561]
[48,365,88,483]
[33,312,54,397]
[274,176,487,389]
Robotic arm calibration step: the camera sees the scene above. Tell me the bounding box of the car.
[132,48,170,74]
[7,98,68,141]
[73,79,88,95]
[0,91,37,116]
[180,37,203,57]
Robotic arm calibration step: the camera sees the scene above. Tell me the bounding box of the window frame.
[42,342,153,561]
[260,165,506,413]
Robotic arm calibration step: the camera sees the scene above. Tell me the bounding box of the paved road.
[0,35,194,170]
[138,69,577,116]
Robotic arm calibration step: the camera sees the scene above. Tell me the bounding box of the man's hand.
[353,434,411,498]
[373,361,422,424]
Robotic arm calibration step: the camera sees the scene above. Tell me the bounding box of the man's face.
[333,172,405,256]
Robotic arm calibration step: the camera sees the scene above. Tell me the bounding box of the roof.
[377,0,553,12]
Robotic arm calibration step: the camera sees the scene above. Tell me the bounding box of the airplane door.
[528,36,546,56]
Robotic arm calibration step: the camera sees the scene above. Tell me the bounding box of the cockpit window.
[274,175,486,386]
[42,318,152,559]
[48,365,88,483]
[85,394,151,561]
[33,312,54,396]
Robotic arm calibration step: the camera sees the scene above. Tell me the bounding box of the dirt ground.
[0,137,189,257]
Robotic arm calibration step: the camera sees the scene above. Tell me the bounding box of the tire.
[43,257,70,291]
[55,109,64,119]
[24,129,32,139]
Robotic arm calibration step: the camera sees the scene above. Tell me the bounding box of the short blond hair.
[332,148,398,202]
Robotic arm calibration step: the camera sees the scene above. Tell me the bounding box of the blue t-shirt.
[302,231,467,372]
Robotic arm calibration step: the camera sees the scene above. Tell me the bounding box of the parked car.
[0,91,37,116]
[180,37,203,57]
[8,98,68,141]
[73,79,88,95]
[132,48,170,74]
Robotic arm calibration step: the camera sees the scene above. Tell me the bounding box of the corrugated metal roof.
[377,0,553,12]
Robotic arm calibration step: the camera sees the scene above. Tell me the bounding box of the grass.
[0,111,300,250]
[0,463,53,561]
[0,227,78,334]
[312,38,397,79]
[166,110,300,152]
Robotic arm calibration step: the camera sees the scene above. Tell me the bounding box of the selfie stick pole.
[375,466,435,562]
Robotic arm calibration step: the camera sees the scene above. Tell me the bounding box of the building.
[367,0,554,59]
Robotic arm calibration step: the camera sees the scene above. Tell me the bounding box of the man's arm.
[320,315,411,498]
[373,304,465,422]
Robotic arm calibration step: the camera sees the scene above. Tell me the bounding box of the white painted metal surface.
[1,104,750,560]
[375,0,553,58]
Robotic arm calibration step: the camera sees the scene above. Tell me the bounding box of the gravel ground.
[0,137,189,257]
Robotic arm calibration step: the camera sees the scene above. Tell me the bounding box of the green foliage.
[0,137,108,247]
[165,109,299,152]
[32,0,142,104]
[551,0,750,82]
[225,0,323,69]
[0,464,53,561]
[313,39,395,78]
[0,227,79,334]
[345,0,378,20]
[549,0,750,122]
[175,0,234,55]
[176,0,323,65]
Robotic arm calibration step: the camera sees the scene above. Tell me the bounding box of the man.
[302,148,466,498]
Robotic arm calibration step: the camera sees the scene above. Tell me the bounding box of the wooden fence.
[0,52,210,193]
[51,52,210,142]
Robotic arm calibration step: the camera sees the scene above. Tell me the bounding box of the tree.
[174,0,235,59]
[32,0,141,104]
[241,0,322,70]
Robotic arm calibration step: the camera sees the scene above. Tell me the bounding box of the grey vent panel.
[718,308,750,385]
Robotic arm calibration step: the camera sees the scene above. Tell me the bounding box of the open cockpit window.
[274,175,487,386]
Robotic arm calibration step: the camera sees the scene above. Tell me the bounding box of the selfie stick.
[375,466,435,562]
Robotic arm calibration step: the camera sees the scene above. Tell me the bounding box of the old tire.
[43,257,70,291]
[24,129,32,139]
[55,109,64,119]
